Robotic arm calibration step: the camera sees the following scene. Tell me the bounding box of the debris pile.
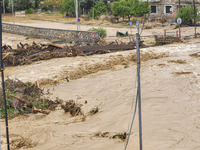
[154,35,181,45]
[61,100,82,116]
[2,42,80,66]
[2,40,141,67]
[0,79,60,118]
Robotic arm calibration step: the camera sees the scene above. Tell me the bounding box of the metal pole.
[12,0,14,24]
[93,8,94,19]
[136,22,143,150]
[193,0,196,25]
[0,2,10,150]
[0,110,1,149]
[3,0,5,15]
[75,0,78,31]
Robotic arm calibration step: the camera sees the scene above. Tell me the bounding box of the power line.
[124,89,138,150]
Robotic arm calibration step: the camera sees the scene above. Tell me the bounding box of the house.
[149,0,200,19]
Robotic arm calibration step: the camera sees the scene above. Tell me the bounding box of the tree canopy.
[176,5,197,24]
[60,0,76,15]
[40,0,62,11]
[112,0,150,20]
[80,0,94,14]
[3,0,41,12]
[88,0,107,18]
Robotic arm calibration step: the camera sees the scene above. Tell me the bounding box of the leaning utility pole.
[193,0,196,24]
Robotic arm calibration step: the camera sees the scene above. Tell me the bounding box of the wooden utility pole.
[179,0,180,12]
[193,0,196,24]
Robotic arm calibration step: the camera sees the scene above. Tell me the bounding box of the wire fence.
[106,24,200,46]
[139,25,200,46]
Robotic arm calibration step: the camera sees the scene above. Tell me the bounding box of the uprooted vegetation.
[0,79,59,118]
[0,79,85,118]
[190,52,200,58]
[61,100,82,116]
[173,71,192,75]
[2,39,146,67]
[167,59,187,64]
[94,132,127,141]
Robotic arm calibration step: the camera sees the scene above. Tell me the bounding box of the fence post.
[164,30,166,39]
[94,32,96,38]
[195,26,197,38]
[179,27,181,39]
[176,30,178,38]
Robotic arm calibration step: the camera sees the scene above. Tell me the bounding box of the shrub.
[175,5,197,24]
[132,17,136,23]
[88,0,107,18]
[88,28,107,38]
[197,14,200,22]
[26,8,34,14]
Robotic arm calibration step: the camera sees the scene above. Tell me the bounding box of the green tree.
[40,0,62,11]
[176,5,198,24]
[3,0,42,12]
[112,0,150,20]
[80,0,94,14]
[133,0,150,17]
[112,0,132,20]
[88,0,107,18]
[60,0,77,16]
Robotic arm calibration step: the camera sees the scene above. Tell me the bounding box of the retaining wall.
[2,23,99,42]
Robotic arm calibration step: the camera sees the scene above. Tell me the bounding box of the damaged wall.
[2,23,99,42]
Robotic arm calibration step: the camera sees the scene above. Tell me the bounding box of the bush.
[175,5,197,24]
[197,14,200,22]
[132,17,136,23]
[88,28,107,38]
[26,8,34,14]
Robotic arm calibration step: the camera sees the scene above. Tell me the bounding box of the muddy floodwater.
[1,21,200,150]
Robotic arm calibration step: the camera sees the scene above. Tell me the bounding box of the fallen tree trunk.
[9,94,32,105]
[32,107,51,114]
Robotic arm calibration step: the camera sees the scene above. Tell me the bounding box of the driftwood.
[32,107,51,114]
[2,41,141,67]
[61,101,82,116]
[9,94,32,105]
[8,94,51,115]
